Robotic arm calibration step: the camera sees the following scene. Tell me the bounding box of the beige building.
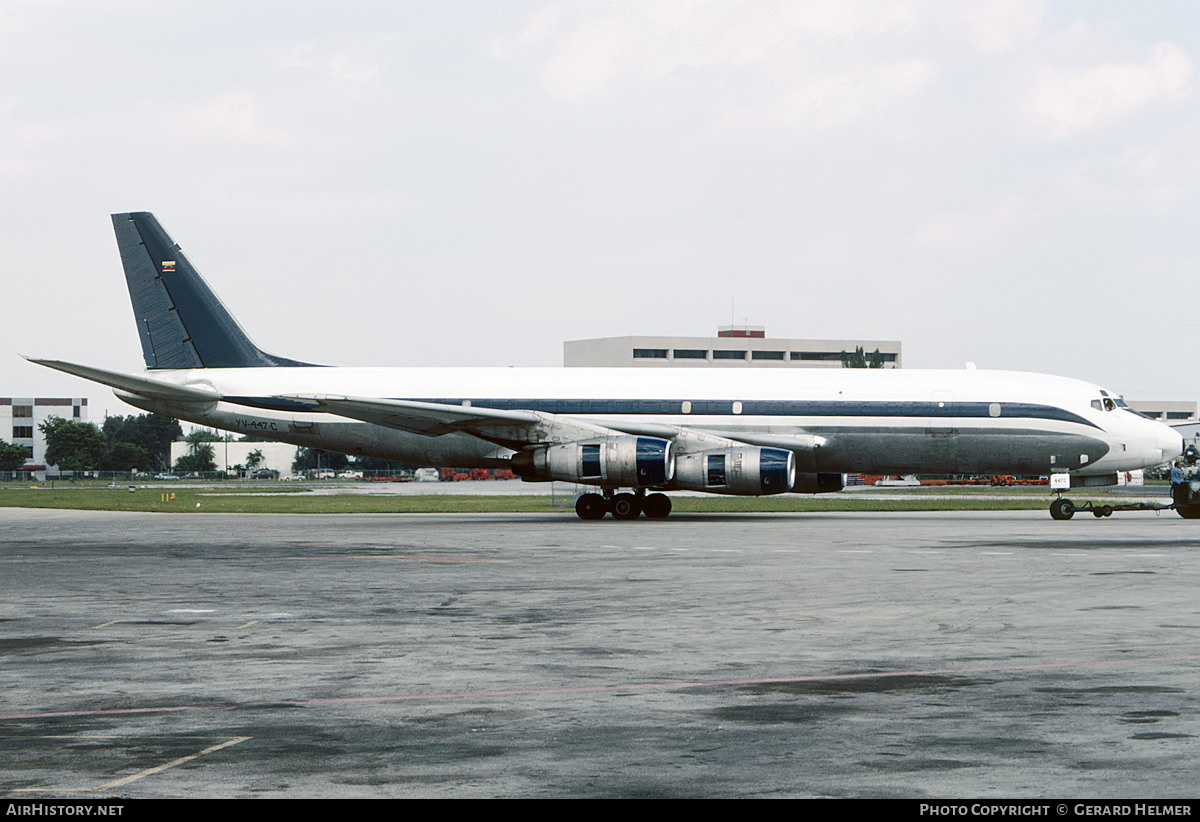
[1127,400,1197,423]
[565,326,901,368]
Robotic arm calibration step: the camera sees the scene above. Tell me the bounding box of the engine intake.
[673,447,796,495]
[511,436,674,487]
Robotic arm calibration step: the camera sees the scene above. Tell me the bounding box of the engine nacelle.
[791,472,845,494]
[511,436,674,487]
[673,447,796,496]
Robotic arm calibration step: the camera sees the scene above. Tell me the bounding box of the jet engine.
[511,436,674,487]
[673,446,796,495]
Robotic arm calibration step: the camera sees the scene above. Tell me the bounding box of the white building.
[169,440,299,476]
[1,397,88,476]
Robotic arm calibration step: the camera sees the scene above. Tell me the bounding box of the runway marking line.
[10,735,250,794]
[4,655,1198,722]
[93,619,266,630]
[333,555,504,564]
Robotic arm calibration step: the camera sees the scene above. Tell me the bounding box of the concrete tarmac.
[0,508,1197,798]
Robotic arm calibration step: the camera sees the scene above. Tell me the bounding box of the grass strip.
[0,487,1056,514]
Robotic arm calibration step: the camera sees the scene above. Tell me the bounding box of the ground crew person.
[1171,461,1187,507]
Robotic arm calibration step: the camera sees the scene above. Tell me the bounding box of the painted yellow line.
[93,736,250,791]
[10,736,250,793]
[236,620,259,629]
[91,620,121,629]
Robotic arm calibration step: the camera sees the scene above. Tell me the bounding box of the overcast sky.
[4,1,1200,419]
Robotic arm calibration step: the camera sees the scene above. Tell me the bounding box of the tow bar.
[1048,497,1180,520]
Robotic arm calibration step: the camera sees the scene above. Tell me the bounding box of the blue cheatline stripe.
[227,396,1101,429]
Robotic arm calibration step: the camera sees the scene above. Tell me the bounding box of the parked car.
[154,473,181,480]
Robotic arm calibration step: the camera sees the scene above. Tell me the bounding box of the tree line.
[2,413,418,477]
[0,414,183,473]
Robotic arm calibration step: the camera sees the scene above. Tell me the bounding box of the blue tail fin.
[113,212,316,369]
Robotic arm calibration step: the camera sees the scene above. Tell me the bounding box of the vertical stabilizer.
[113,212,314,369]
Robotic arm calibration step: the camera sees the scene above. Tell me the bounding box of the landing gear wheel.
[1176,505,1200,519]
[610,493,642,520]
[642,493,672,519]
[1050,498,1075,520]
[575,493,608,520]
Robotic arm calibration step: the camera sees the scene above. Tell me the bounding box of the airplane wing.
[281,394,682,445]
[278,393,824,459]
[279,394,637,450]
[281,394,545,436]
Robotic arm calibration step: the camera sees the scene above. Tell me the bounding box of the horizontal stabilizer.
[24,357,222,403]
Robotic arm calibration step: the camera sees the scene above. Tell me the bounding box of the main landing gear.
[575,490,673,520]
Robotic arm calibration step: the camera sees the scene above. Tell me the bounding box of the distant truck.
[861,474,1049,487]
[874,475,920,487]
[437,467,516,481]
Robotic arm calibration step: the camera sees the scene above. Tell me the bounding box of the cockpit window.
[1095,393,1145,415]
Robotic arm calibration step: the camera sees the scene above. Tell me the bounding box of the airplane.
[27,212,1185,520]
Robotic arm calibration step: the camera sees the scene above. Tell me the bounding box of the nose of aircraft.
[1157,423,1184,462]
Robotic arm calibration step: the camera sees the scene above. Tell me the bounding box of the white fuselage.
[116,364,1181,479]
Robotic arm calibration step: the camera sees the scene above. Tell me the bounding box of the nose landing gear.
[1049,498,1076,520]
